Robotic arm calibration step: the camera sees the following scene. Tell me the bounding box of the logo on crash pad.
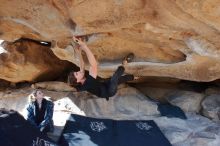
[90,122,107,132]
[136,122,152,131]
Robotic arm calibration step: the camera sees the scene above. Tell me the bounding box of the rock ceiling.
[1,0,220,82]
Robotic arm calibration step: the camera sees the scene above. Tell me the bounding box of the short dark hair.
[32,89,40,97]
[29,89,41,102]
[67,71,77,86]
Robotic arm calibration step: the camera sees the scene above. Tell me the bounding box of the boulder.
[0,86,220,146]
[31,81,76,92]
[154,113,220,146]
[166,91,205,113]
[201,94,220,121]
[205,87,220,95]
[0,40,73,83]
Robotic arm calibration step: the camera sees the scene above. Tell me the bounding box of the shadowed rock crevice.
[0,39,75,83]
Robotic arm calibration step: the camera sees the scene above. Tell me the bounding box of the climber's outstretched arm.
[73,36,98,78]
[76,47,85,73]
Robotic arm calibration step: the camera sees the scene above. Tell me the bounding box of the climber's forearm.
[72,36,98,78]
[80,45,97,69]
[79,50,85,72]
[81,45,98,78]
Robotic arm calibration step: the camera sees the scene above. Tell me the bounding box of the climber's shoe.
[122,53,134,65]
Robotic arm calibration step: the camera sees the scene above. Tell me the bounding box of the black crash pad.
[59,114,172,146]
[0,109,55,146]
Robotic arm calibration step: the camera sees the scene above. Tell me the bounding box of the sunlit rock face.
[1,0,220,82]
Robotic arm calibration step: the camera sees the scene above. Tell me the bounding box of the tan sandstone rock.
[31,81,76,92]
[1,0,220,82]
[0,40,73,82]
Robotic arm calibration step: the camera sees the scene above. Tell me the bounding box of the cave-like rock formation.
[1,0,220,82]
[0,39,72,82]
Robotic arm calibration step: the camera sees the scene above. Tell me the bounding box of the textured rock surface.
[31,81,76,92]
[202,94,220,121]
[0,40,72,82]
[1,0,220,82]
[205,87,220,95]
[1,1,220,145]
[0,85,220,146]
[166,90,205,113]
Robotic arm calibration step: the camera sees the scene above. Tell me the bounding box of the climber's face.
[74,71,85,83]
[35,90,44,100]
